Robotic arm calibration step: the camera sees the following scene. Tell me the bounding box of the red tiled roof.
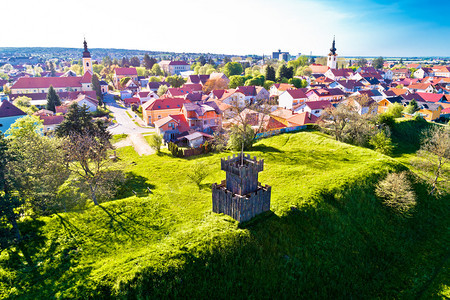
[11,76,83,89]
[236,86,257,96]
[182,83,202,92]
[416,92,444,103]
[80,71,92,84]
[287,112,318,126]
[142,97,186,111]
[0,100,26,118]
[286,88,308,99]
[304,100,332,110]
[40,115,64,126]
[168,61,189,66]
[115,67,138,76]
[124,97,140,104]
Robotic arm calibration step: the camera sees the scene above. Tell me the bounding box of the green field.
[1,130,448,299]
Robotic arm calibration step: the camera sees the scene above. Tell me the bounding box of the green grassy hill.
[1,131,448,299]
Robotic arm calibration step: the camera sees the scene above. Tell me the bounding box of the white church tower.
[327,36,337,70]
[82,39,93,74]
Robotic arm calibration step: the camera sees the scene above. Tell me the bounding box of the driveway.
[107,101,155,135]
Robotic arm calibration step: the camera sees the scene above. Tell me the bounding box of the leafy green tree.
[265,65,276,81]
[399,58,403,65]
[102,56,112,67]
[157,85,168,96]
[404,99,419,114]
[228,124,254,151]
[288,78,303,88]
[356,58,368,67]
[263,80,275,90]
[6,116,68,215]
[372,57,384,69]
[91,73,103,103]
[277,65,294,80]
[149,135,163,153]
[222,62,243,77]
[166,75,186,88]
[121,57,130,67]
[151,63,164,76]
[130,56,140,67]
[149,76,161,82]
[229,75,244,89]
[198,56,206,65]
[46,85,61,113]
[12,96,37,115]
[385,103,404,118]
[143,54,157,69]
[369,130,395,155]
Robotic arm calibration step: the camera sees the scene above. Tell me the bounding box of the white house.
[278,88,308,110]
[293,100,332,117]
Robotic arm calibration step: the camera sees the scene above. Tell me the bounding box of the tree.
[416,126,450,195]
[277,64,294,80]
[130,56,140,67]
[151,63,164,76]
[202,78,228,94]
[399,58,404,65]
[143,54,157,69]
[102,56,112,67]
[372,57,384,69]
[222,62,243,77]
[229,75,244,89]
[166,75,186,88]
[121,57,130,67]
[0,131,23,247]
[265,65,276,81]
[157,85,168,96]
[385,103,404,118]
[56,103,114,205]
[91,73,103,103]
[148,135,163,153]
[404,99,419,114]
[6,116,68,215]
[356,58,368,67]
[46,85,61,113]
[288,78,303,88]
[263,80,275,91]
[228,124,255,151]
[198,56,206,65]
[13,96,37,115]
[376,172,416,216]
[369,130,395,155]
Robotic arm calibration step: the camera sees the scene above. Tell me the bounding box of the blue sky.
[1,0,449,57]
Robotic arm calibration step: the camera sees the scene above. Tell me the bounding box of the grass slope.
[1,131,448,299]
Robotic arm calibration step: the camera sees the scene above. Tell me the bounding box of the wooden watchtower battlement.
[212,153,271,222]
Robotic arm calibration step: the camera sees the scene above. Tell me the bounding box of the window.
[158,115,161,119]
[87,62,89,66]
[167,105,169,108]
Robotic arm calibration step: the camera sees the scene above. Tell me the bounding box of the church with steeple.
[327,36,337,70]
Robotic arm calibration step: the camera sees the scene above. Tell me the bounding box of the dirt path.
[113,133,155,156]
[129,133,155,156]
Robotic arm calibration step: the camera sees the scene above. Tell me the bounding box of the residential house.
[136,91,159,104]
[352,89,385,102]
[306,88,345,102]
[154,114,190,141]
[113,67,138,87]
[186,75,210,85]
[71,94,99,112]
[11,74,93,95]
[416,92,445,103]
[269,83,294,97]
[159,60,190,75]
[293,100,332,117]
[141,97,186,125]
[413,67,433,79]
[236,86,269,104]
[392,68,411,80]
[0,99,26,133]
[309,64,329,74]
[407,83,434,94]
[182,101,222,132]
[324,68,354,81]
[278,88,308,109]
[40,115,65,132]
[286,112,319,126]
[433,66,450,78]
[330,79,364,93]
[377,96,403,114]
[270,108,294,126]
[209,72,230,85]
[342,95,377,115]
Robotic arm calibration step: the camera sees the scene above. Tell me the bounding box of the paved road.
[107,101,154,135]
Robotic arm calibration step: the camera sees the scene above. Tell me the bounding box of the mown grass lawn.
[0,130,448,299]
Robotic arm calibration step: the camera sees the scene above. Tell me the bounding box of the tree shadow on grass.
[115,172,155,199]
[251,144,284,153]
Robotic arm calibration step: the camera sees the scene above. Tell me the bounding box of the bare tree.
[415,126,450,195]
[376,172,416,215]
[61,130,115,205]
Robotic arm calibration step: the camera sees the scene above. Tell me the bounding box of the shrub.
[375,172,416,215]
[168,142,184,158]
[369,130,395,155]
[148,135,162,153]
[228,125,254,151]
[385,103,404,118]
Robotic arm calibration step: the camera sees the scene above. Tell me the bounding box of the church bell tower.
[82,39,93,74]
[327,36,337,70]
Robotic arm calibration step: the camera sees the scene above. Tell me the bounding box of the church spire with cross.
[82,38,93,74]
[327,36,338,69]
